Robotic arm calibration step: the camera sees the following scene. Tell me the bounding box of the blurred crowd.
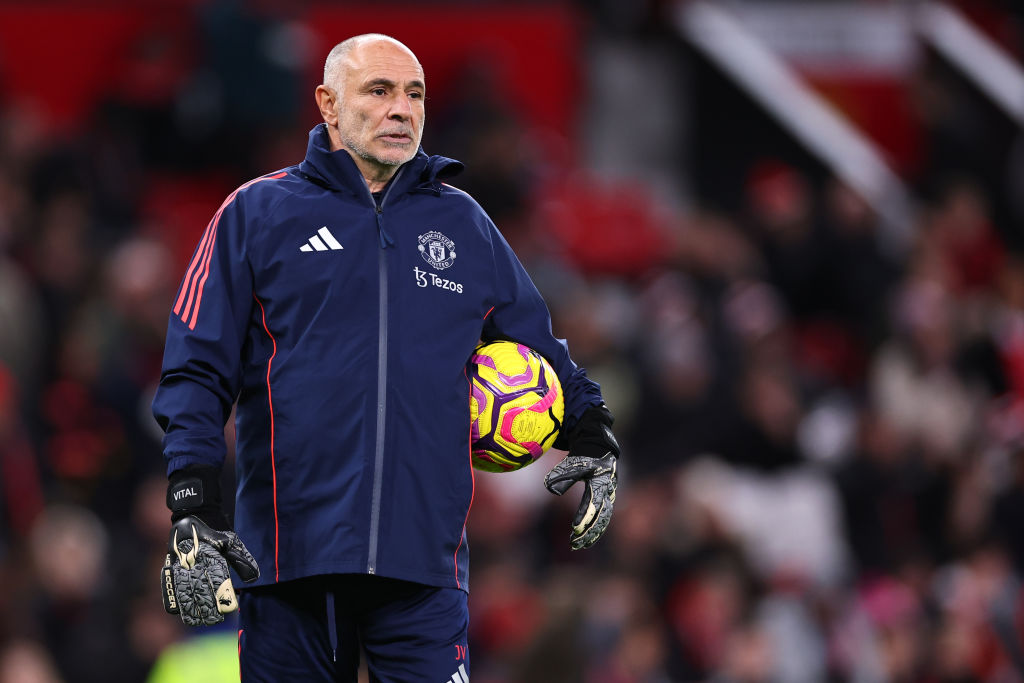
[2,1,1024,682]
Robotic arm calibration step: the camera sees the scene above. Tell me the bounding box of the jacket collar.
[298,124,464,198]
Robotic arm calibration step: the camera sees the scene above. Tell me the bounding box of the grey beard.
[341,134,412,168]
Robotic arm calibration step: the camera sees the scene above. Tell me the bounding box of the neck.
[345,150,398,193]
[362,167,396,194]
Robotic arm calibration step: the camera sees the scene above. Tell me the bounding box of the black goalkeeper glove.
[161,466,259,626]
[544,404,620,550]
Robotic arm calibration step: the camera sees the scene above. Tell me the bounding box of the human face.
[326,41,425,178]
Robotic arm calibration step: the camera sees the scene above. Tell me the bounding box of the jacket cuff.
[553,403,617,454]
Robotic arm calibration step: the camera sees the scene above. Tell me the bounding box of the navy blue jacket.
[152,124,604,591]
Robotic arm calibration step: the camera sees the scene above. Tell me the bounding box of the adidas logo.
[442,664,468,683]
[300,227,344,252]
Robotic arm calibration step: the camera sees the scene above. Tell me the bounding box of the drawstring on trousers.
[326,591,338,662]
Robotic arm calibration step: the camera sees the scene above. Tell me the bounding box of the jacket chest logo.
[417,231,456,270]
[300,226,344,252]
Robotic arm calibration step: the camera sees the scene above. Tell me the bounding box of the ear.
[315,85,338,125]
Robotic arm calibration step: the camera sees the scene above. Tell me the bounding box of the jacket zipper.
[366,167,404,575]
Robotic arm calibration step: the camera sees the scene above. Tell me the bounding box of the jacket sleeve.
[481,217,604,431]
[152,194,254,475]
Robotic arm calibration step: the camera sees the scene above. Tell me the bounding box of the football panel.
[470,342,539,392]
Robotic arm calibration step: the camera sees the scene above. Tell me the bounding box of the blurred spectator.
[742,160,827,321]
[431,58,537,249]
[991,446,1024,577]
[0,639,63,683]
[194,0,310,176]
[624,271,724,475]
[24,504,151,682]
[870,275,981,461]
[0,255,43,399]
[835,409,950,574]
[819,177,899,352]
[928,179,1005,296]
[0,364,44,543]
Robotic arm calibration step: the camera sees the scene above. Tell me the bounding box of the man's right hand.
[161,465,259,626]
[162,515,259,626]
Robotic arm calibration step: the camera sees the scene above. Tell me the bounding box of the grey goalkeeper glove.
[161,466,259,626]
[544,405,620,550]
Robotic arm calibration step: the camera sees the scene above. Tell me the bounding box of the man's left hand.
[544,451,617,550]
[544,405,620,550]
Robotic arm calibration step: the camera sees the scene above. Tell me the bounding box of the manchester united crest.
[417,231,456,271]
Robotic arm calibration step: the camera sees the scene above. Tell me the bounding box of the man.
[153,33,619,681]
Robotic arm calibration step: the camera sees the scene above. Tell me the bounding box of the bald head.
[323,34,420,92]
[314,34,426,191]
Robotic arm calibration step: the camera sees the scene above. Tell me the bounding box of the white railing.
[677,1,914,254]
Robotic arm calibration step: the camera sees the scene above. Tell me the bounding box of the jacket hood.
[298,124,464,197]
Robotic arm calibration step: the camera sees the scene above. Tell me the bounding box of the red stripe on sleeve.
[174,172,288,328]
[180,207,223,325]
[185,208,226,329]
[173,218,216,315]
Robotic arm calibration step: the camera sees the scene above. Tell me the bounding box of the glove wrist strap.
[167,465,229,530]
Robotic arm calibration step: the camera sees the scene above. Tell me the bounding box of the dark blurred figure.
[0,364,44,546]
[715,358,805,472]
[835,410,951,575]
[430,59,535,250]
[624,271,722,475]
[819,178,900,353]
[193,0,310,177]
[742,161,829,322]
[991,446,1024,577]
[927,179,1005,296]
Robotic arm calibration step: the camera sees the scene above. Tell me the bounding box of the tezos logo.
[418,231,456,270]
[414,267,463,294]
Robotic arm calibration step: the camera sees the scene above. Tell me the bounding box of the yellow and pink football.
[467,341,564,472]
